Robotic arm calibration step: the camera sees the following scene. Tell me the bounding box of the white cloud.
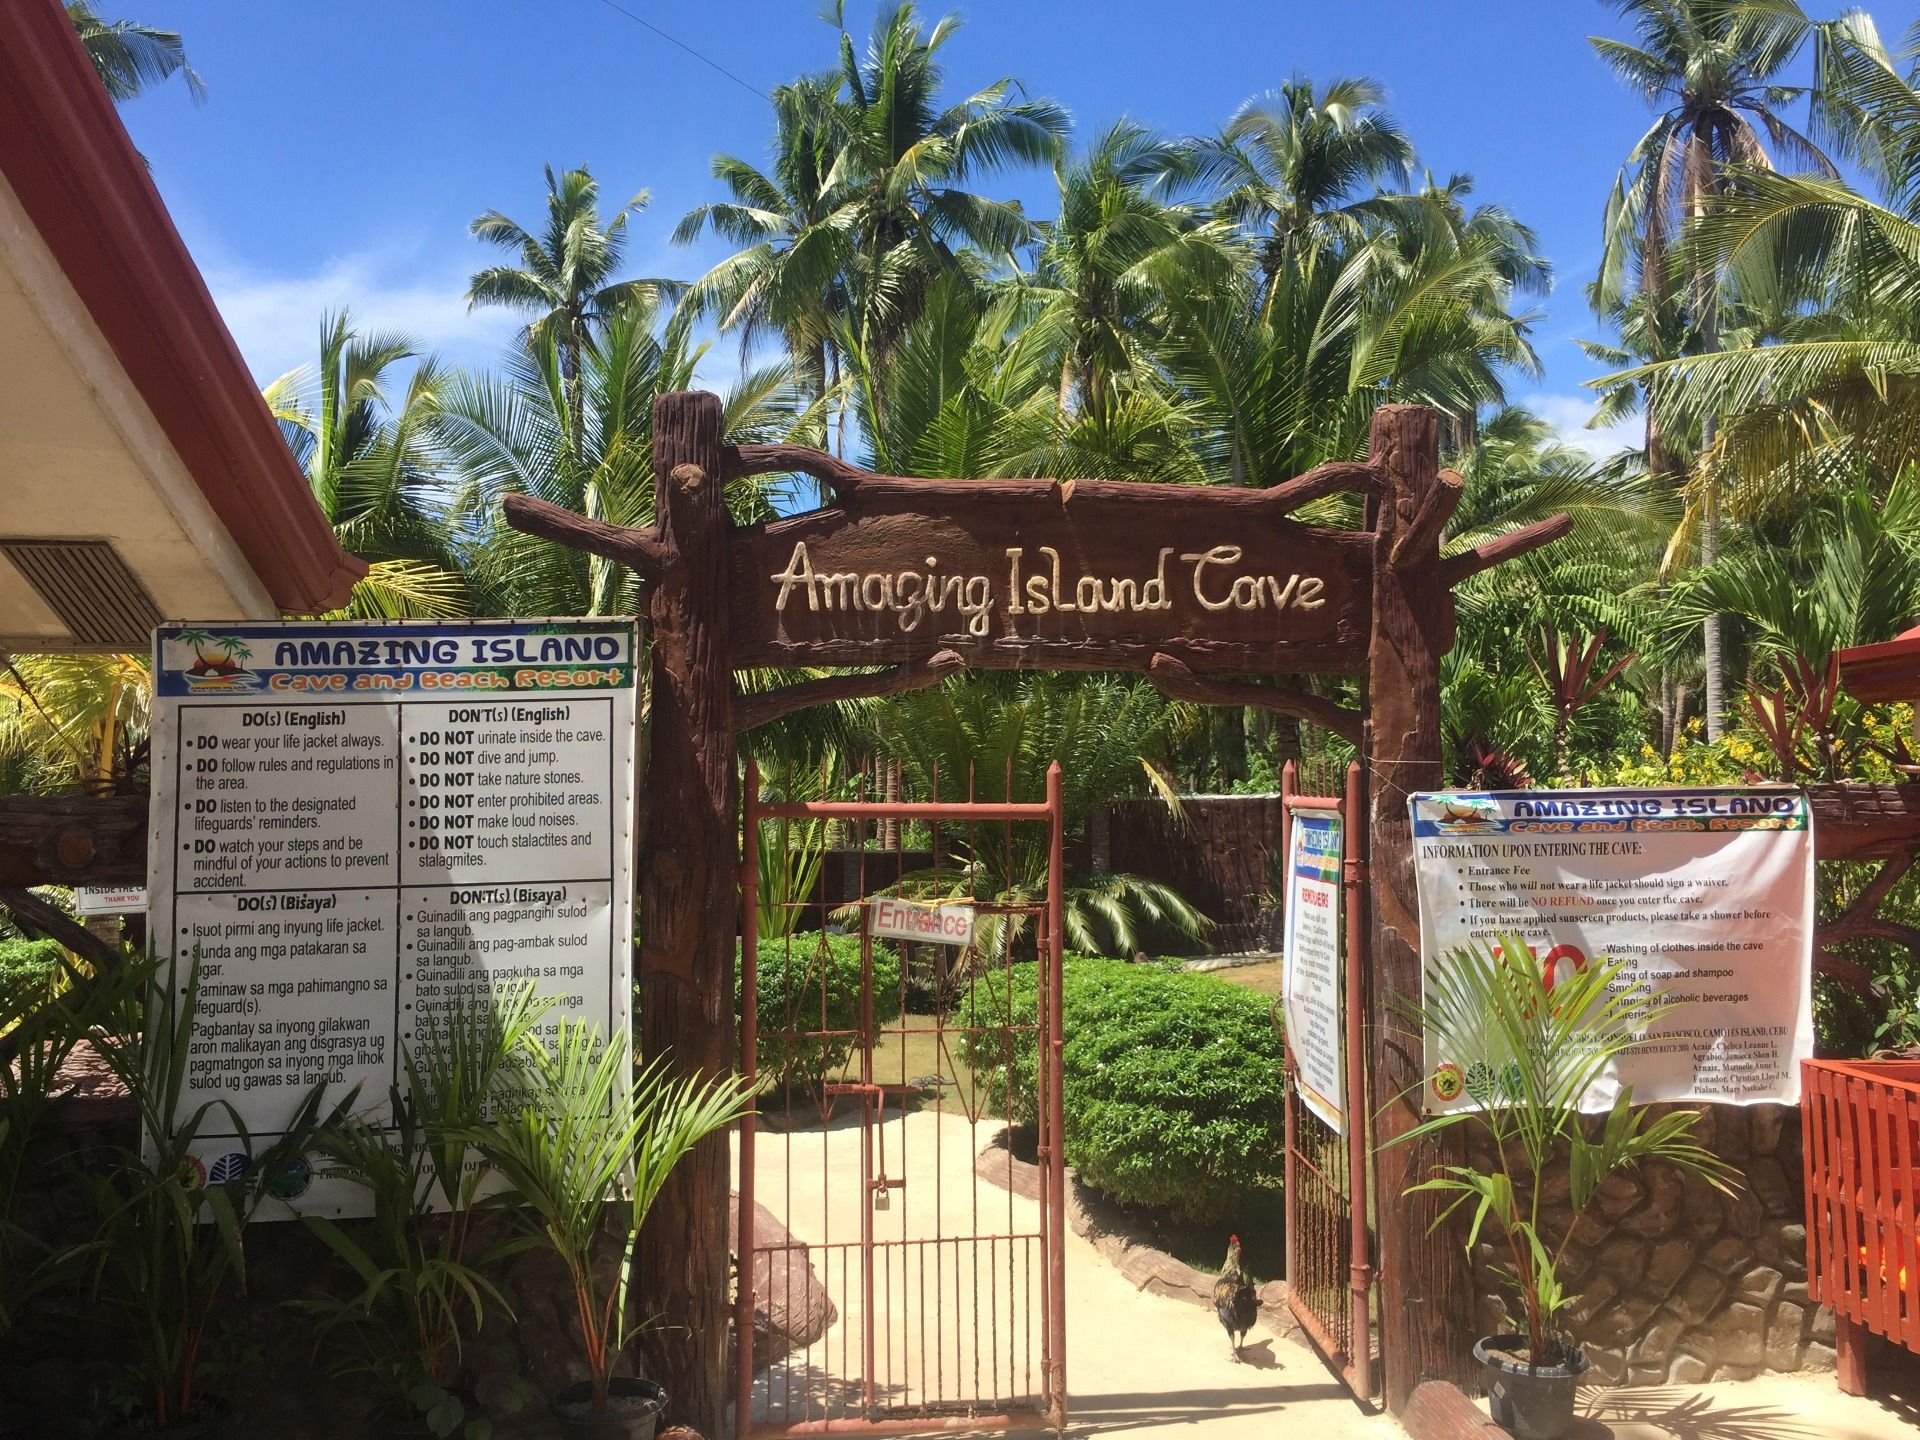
[198,249,519,385]
[1520,392,1642,461]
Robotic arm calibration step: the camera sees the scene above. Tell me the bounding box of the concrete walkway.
[734,1108,1914,1440]
[1572,1370,1919,1440]
[736,1106,1395,1440]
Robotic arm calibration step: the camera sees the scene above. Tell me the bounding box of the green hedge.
[735,933,901,1093]
[964,958,1286,1226]
[0,937,62,1011]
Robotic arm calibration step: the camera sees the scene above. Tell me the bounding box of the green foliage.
[0,950,144,1343]
[963,958,1286,1226]
[470,1026,751,1413]
[0,937,62,1009]
[82,952,349,1429]
[300,984,553,1440]
[1390,934,1737,1366]
[738,934,901,1094]
[871,674,1211,955]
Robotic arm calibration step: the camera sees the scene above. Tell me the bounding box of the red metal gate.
[1279,759,1378,1400]
[736,761,1067,1438]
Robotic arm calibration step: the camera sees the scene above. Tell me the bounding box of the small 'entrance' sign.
[867,896,976,948]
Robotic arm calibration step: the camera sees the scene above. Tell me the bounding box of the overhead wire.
[584,0,771,101]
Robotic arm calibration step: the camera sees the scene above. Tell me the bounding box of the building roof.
[1836,624,1920,706]
[0,0,363,652]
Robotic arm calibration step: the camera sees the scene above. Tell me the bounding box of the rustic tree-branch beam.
[733,651,966,733]
[502,493,674,580]
[725,443,875,500]
[1392,468,1465,567]
[1436,513,1575,587]
[0,886,120,972]
[1146,653,1363,745]
[0,794,146,886]
[1259,459,1382,510]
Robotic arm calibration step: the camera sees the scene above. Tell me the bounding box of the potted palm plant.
[301,984,551,1438]
[471,1021,750,1438]
[1392,933,1737,1440]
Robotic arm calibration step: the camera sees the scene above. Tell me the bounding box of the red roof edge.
[0,0,365,616]
[1835,625,1920,705]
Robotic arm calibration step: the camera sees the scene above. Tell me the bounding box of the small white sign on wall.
[74,886,148,915]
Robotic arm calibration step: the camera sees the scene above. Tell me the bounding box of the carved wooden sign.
[728,478,1373,674]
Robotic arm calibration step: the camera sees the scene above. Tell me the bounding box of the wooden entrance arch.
[506,391,1571,1434]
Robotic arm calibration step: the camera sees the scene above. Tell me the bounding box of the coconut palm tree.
[66,2,204,106]
[0,651,150,796]
[674,74,854,407]
[467,166,683,445]
[820,2,1067,390]
[437,302,800,619]
[1012,120,1242,416]
[1191,74,1414,314]
[1590,0,1838,739]
[263,311,467,619]
[1602,16,1920,503]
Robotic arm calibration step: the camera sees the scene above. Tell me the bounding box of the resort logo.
[1419,794,1499,833]
[171,629,261,693]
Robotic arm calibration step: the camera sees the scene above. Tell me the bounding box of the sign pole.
[1364,404,1477,1407]
[634,392,739,1440]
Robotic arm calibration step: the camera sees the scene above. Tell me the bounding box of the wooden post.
[1364,404,1476,1410]
[635,391,738,1438]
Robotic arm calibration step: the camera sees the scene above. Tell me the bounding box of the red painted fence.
[1802,1058,1920,1393]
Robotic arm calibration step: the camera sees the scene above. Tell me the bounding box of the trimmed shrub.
[0,936,62,1010]
[964,958,1286,1226]
[736,934,901,1093]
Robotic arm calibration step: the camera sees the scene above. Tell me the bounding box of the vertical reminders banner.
[148,620,640,1217]
[1283,812,1344,1134]
[1409,788,1814,1113]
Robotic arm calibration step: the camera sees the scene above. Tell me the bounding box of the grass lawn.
[754,1010,1000,1121]
[867,1010,1003,1118]
[1204,958,1283,999]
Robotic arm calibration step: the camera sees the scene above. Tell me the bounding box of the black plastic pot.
[115,1402,231,1440]
[1474,1334,1589,1440]
[551,1378,668,1440]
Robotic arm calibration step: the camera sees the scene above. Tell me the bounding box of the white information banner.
[1282,811,1344,1134]
[868,897,976,948]
[148,620,639,1216]
[1410,787,1814,1113]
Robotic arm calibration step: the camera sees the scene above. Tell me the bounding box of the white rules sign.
[147,620,639,1217]
[1410,788,1814,1112]
[1282,812,1344,1134]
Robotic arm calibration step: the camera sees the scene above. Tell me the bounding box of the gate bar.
[1044,761,1068,1430]
[1342,759,1374,1403]
[738,760,763,1438]
[754,800,1053,822]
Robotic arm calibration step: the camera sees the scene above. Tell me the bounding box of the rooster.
[1213,1234,1259,1360]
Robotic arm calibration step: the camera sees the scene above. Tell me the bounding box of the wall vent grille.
[0,538,163,647]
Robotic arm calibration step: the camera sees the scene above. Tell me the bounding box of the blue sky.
[117,0,1920,457]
